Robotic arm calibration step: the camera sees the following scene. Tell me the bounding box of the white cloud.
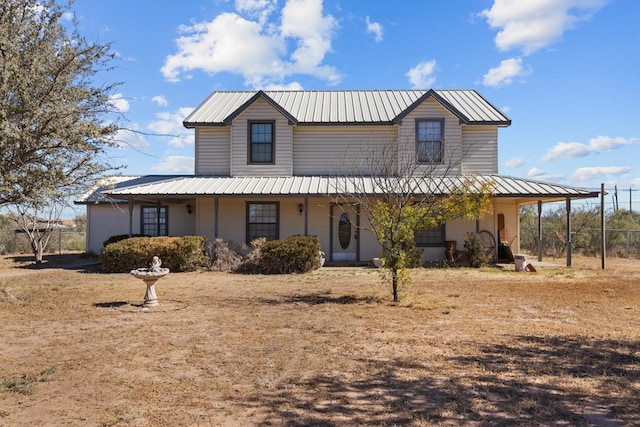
[480,0,609,54]
[109,93,130,113]
[572,166,631,182]
[147,107,195,148]
[152,156,195,174]
[483,57,529,87]
[235,0,277,23]
[542,136,636,161]
[162,0,339,88]
[365,16,383,42]
[503,157,524,168]
[280,0,340,83]
[152,95,169,106]
[527,167,545,177]
[110,127,150,150]
[406,60,437,89]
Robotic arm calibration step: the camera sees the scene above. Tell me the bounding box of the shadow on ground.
[10,253,100,273]
[242,336,640,426]
[259,292,380,306]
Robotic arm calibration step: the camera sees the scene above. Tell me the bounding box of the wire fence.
[0,228,86,255]
[520,227,640,259]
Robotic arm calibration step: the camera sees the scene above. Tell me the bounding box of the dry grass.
[1,253,639,426]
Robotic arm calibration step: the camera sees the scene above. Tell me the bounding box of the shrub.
[260,235,320,274]
[463,232,491,268]
[103,234,147,249]
[206,238,242,272]
[101,236,207,273]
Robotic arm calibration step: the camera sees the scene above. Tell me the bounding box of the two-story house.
[76,89,598,263]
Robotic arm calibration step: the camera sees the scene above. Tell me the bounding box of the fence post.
[601,183,606,270]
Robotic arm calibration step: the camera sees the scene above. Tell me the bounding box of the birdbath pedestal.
[130,256,170,308]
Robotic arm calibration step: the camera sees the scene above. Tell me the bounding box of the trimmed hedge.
[260,235,320,274]
[101,236,207,273]
[103,234,147,249]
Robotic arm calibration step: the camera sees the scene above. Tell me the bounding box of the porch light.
[298,203,304,216]
[186,204,193,215]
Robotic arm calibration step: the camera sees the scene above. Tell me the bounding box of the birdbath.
[130,256,170,308]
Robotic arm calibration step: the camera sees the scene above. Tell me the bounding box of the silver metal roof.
[183,89,511,127]
[102,175,597,201]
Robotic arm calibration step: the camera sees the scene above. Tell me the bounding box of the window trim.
[415,118,444,164]
[140,205,168,237]
[415,223,446,247]
[247,120,275,164]
[246,201,279,243]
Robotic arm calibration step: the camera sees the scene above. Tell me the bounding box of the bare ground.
[0,253,639,426]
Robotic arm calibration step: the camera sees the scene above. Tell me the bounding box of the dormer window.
[416,118,443,164]
[248,121,275,164]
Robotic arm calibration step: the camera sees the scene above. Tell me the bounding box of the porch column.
[304,197,309,236]
[128,199,133,237]
[566,197,572,267]
[537,200,543,262]
[214,198,219,239]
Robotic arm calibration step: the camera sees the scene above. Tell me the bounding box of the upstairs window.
[416,119,443,164]
[248,121,274,164]
[141,206,168,236]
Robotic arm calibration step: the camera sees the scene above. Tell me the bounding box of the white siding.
[293,126,397,175]
[230,99,293,177]
[397,97,463,176]
[461,126,498,174]
[196,128,230,175]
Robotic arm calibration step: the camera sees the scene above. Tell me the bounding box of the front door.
[331,204,358,261]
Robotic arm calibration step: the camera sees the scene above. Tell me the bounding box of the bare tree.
[333,138,494,302]
[8,192,68,263]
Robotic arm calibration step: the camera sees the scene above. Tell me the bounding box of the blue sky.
[71,0,639,210]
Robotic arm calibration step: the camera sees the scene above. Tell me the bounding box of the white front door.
[332,205,358,261]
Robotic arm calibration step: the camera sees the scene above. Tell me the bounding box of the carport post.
[537,200,543,262]
[566,197,572,267]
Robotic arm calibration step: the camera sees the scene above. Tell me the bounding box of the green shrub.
[103,234,147,249]
[260,235,320,274]
[463,232,491,268]
[100,236,207,273]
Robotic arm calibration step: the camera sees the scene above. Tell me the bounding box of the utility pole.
[614,185,619,211]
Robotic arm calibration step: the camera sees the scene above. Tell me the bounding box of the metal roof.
[102,175,598,201]
[183,89,511,127]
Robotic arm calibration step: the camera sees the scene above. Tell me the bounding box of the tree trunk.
[391,268,399,302]
[33,241,44,264]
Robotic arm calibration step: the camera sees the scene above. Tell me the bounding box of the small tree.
[8,192,68,263]
[334,140,493,302]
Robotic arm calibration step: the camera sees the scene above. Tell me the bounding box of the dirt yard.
[0,253,639,426]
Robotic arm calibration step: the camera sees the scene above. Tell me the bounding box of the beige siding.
[397,97,463,176]
[196,128,230,175]
[461,126,498,174]
[85,202,196,255]
[196,198,215,241]
[293,126,397,175]
[230,99,293,177]
[495,199,520,253]
[86,204,132,254]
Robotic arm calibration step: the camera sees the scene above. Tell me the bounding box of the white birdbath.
[130,256,170,308]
